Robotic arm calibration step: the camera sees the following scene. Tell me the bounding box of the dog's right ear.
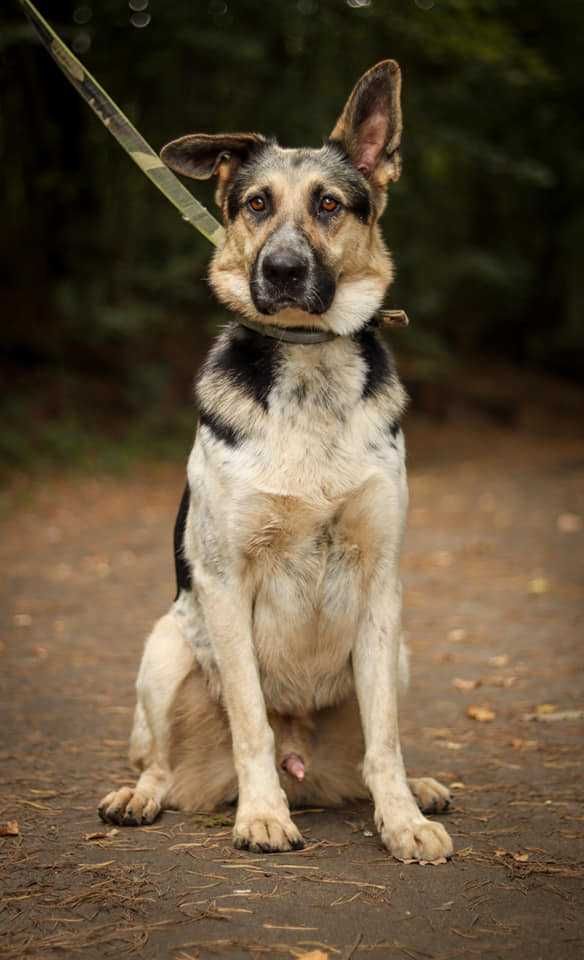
[160,133,266,206]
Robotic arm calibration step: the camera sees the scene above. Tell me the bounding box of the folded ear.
[160,132,266,205]
[330,60,402,189]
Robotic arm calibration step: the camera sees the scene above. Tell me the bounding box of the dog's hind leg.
[408,777,451,814]
[99,610,193,826]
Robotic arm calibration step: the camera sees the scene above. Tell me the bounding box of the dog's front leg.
[198,575,304,853]
[353,577,453,862]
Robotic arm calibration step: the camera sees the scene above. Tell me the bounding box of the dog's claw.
[97,786,161,827]
[233,812,304,853]
[408,777,452,815]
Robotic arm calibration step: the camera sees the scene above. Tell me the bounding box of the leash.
[18,0,224,248]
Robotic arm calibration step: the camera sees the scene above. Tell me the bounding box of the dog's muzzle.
[251,228,335,316]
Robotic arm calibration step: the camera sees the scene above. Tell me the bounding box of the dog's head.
[161,61,402,335]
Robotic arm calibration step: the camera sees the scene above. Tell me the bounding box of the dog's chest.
[235,459,398,712]
[187,330,407,713]
[250,506,360,710]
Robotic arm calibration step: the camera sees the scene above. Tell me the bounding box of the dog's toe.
[233,812,304,853]
[408,777,451,815]
[98,786,161,827]
[98,786,133,824]
[382,816,454,863]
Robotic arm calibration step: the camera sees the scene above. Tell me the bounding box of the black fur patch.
[226,176,246,222]
[386,419,401,450]
[324,140,372,223]
[347,185,372,224]
[199,406,241,447]
[211,325,282,410]
[354,323,393,399]
[308,181,369,224]
[294,380,308,404]
[173,484,192,600]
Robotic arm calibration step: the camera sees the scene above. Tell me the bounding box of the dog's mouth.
[251,278,336,318]
[256,294,314,316]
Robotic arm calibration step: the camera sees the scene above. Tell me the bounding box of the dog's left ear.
[160,132,266,206]
[330,60,402,189]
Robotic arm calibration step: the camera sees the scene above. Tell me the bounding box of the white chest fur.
[180,332,408,714]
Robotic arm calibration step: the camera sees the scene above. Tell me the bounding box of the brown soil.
[1,410,583,960]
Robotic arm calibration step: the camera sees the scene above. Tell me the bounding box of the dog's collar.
[237,310,409,344]
[237,318,338,344]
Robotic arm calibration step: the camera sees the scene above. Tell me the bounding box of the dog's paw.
[408,777,451,815]
[381,815,453,862]
[98,786,161,827]
[233,811,304,853]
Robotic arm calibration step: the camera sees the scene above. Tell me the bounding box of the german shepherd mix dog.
[99,61,454,862]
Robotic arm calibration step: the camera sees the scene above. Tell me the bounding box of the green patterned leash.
[18,0,224,247]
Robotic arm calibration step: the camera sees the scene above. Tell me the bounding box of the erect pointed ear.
[160,132,266,206]
[330,60,402,188]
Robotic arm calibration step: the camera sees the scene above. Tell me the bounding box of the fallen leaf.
[528,577,549,595]
[536,703,558,715]
[426,727,453,739]
[13,614,32,628]
[488,654,510,668]
[0,820,19,837]
[467,705,496,722]
[485,674,517,687]
[495,849,530,863]
[453,677,481,691]
[557,513,582,533]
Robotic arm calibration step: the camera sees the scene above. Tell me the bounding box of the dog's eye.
[248,196,266,213]
[319,195,341,214]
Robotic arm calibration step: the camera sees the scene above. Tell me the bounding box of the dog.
[98,61,454,862]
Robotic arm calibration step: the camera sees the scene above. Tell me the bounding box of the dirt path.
[1,416,583,960]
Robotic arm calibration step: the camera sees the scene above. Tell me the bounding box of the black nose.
[262,250,308,287]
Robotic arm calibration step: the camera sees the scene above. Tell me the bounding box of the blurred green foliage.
[1,0,583,470]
